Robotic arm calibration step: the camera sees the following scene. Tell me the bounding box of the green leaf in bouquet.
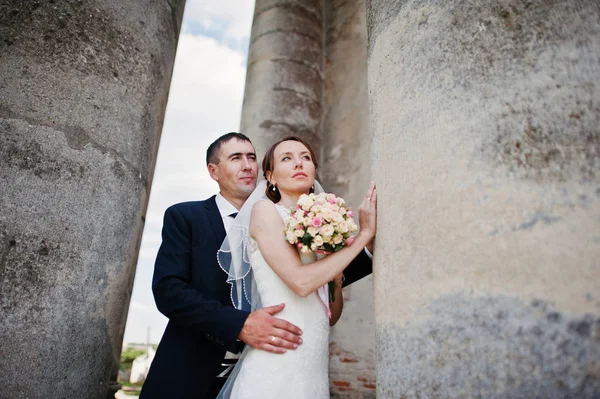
[302,232,313,246]
[324,242,343,252]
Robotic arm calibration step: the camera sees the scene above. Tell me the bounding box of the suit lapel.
[205,196,227,244]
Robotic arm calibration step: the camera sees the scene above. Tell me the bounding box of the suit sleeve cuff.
[222,309,251,352]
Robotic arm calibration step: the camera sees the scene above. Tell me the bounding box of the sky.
[122,1,255,345]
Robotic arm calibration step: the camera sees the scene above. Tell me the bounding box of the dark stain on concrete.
[0,120,87,181]
[488,211,561,236]
[0,227,82,312]
[0,0,140,79]
[487,107,600,183]
[514,211,561,231]
[0,114,146,186]
[377,294,600,398]
[363,0,600,183]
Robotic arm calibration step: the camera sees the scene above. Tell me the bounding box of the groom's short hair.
[206,132,252,165]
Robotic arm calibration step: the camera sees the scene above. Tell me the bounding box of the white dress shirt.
[215,193,243,359]
[215,193,239,233]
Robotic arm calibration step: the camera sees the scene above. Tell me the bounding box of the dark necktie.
[229,212,238,219]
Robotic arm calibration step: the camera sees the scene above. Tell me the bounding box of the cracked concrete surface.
[0,1,185,398]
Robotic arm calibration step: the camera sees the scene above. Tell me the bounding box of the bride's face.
[269,140,316,195]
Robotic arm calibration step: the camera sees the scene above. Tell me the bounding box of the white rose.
[307,226,318,237]
[286,231,296,244]
[333,235,343,244]
[320,224,334,236]
[294,229,305,237]
[338,221,349,233]
[313,235,324,247]
[298,194,314,211]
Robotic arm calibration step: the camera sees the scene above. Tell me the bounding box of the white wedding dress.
[228,204,330,398]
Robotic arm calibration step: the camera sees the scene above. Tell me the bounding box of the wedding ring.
[366,197,371,200]
[271,336,276,344]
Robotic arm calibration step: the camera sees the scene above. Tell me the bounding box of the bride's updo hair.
[262,136,318,203]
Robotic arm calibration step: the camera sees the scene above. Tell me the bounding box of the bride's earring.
[271,183,277,192]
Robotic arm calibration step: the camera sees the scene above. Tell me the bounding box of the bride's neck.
[277,191,305,208]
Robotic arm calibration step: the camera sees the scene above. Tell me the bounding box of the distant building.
[130,347,156,384]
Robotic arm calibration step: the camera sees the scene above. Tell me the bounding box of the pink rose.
[296,242,303,249]
[328,197,336,204]
[347,210,354,218]
[312,217,322,227]
[297,224,304,231]
[346,235,355,246]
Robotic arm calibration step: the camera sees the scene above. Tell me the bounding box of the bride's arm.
[249,199,375,298]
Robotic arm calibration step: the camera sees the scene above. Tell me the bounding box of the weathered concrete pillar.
[0,1,184,398]
[321,0,376,397]
[240,0,325,159]
[367,0,600,397]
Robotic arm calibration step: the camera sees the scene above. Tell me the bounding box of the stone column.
[240,0,325,160]
[321,0,376,397]
[0,1,184,398]
[367,0,600,397]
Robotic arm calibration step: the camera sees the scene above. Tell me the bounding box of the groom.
[140,133,373,399]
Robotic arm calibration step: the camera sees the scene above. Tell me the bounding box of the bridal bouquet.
[284,192,359,302]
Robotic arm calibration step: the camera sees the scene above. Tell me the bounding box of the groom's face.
[209,139,258,202]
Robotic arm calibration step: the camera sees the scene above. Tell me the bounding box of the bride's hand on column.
[358,182,377,241]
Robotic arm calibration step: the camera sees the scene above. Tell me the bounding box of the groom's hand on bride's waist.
[238,303,303,354]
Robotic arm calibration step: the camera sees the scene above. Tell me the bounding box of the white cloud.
[183,0,255,43]
[123,27,251,344]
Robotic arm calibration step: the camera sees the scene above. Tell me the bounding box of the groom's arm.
[342,249,373,287]
[152,204,249,353]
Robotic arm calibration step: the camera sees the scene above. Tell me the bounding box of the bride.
[217,136,377,398]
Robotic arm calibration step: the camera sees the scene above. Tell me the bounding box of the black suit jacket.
[140,197,249,399]
[140,196,372,399]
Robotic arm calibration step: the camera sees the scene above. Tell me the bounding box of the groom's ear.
[207,163,219,182]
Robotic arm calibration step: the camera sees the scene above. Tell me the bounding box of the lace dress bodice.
[228,203,330,398]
